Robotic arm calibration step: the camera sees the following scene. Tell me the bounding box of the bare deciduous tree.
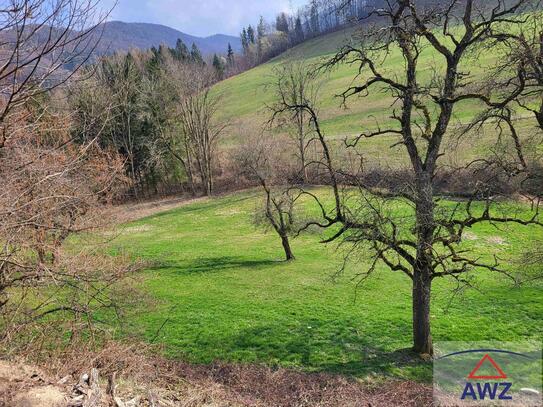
[236,136,298,261]
[0,0,109,149]
[176,67,227,196]
[270,61,320,184]
[272,0,543,355]
[99,53,143,198]
[483,3,543,271]
[493,7,543,130]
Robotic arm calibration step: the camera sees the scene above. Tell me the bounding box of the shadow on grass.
[149,256,280,275]
[154,315,432,382]
[226,322,431,381]
[320,347,431,380]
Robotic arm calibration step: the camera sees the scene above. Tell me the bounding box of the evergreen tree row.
[150,39,205,67]
[231,0,372,73]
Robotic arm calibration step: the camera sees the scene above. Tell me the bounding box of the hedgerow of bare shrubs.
[0,101,140,357]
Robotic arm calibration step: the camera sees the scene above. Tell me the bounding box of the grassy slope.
[112,190,543,381]
[213,23,541,167]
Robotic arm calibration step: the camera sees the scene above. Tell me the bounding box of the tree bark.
[297,111,308,184]
[281,234,295,261]
[412,172,435,355]
[186,148,197,196]
[412,269,432,355]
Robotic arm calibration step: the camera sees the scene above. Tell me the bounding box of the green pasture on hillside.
[212,17,543,168]
[109,190,543,382]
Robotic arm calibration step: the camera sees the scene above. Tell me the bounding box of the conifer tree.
[247,25,255,44]
[147,46,162,74]
[257,16,266,39]
[173,38,189,61]
[240,28,249,55]
[227,43,235,66]
[212,54,225,79]
[257,16,266,61]
[294,16,304,44]
[310,0,320,35]
[276,12,289,34]
[190,43,204,65]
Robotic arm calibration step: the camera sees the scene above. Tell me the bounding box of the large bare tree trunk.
[204,148,213,196]
[183,140,197,196]
[413,173,435,355]
[412,269,432,355]
[187,168,197,196]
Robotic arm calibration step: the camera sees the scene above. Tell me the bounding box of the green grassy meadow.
[110,190,543,382]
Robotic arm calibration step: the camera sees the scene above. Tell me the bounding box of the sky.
[101,0,307,38]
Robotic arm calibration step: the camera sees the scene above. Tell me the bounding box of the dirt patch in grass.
[487,236,508,245]
[122,224,153,233]
[462,231,478,241]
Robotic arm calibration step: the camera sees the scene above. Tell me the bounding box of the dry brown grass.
[110,196,211,224]
[2,342,433,406]
[1,341,434,406]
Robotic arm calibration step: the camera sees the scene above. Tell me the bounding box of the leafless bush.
[0,0,110,149]
[234,134,301,261]
[0,99,138,354]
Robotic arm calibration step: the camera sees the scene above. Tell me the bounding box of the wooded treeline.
[230,0,387,71]
[70,43,228,199]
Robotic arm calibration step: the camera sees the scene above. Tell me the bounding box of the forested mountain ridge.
[96,21,242,56]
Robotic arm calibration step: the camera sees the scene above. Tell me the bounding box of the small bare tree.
[271,61,320,184]
[236,136,298,261]
[153,60,200,196]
